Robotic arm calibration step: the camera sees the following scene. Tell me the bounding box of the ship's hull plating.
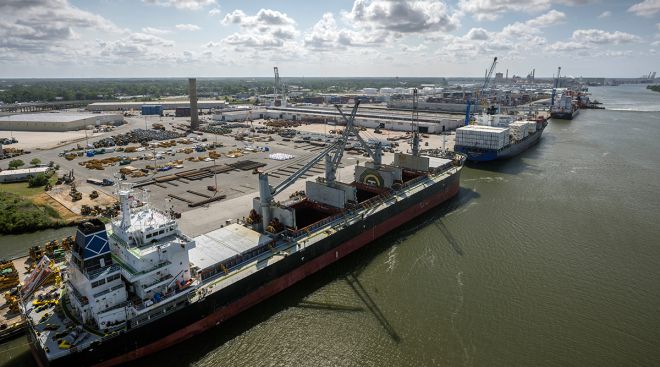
[454,128,544,162]
[31,170,461,367]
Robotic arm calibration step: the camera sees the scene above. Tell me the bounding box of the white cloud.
[526,9,566,27]
[628,0,660,17]
[128,32,175,47]
[459,0,593,20]
[223,9,296,26]
[0,0,121,54]
[572,29,641,44]
[142,0,216,10]
[221,9,299,50]
[345,0,460,33]
[303,12,387,50]
[501,10,565,37]
[175,24,201,31]
[466,28,490,40]
[208,7,221,16]
[459,0,553,21]
[547,41,592,52]
[597,11,611,18]
[202,41,221,48]
[429,10,565,61]
[142,27,171,35]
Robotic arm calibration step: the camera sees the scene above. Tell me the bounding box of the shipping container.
[175,107,191,117]
[141,105,163,116]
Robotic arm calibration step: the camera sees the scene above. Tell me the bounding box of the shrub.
[28,173,49,187]
[8,159,24,169]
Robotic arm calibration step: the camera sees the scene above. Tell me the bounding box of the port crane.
[550,66,561,107]
[464,56,498,125]
[257,101,380,230]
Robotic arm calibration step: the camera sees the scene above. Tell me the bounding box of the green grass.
[0,176,57,198]
[0,191,62,234]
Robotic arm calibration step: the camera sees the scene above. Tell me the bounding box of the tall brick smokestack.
[189,78,199,130]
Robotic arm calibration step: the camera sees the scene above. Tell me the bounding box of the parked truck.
[87,178,114,186]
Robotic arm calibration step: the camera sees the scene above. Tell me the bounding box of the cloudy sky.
[1,0,659,78]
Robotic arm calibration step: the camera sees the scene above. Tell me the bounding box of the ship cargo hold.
[22,102,465,367]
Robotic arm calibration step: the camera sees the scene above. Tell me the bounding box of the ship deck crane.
[257,101,379,230]
[550,66,561,107]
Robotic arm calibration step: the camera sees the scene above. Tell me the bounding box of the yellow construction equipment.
[0,261,19,290]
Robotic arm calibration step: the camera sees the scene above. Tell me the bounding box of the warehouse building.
[213,107,462,133]
[86,101,228,112]
[0,113,124,132]
[0,167,52,183]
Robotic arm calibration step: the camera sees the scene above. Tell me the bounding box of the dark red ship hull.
[30,170,461,367]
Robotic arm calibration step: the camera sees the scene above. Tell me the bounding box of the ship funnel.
[119,190,131,229]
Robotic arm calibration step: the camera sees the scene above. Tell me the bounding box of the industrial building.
[0,113,124,132]
[213,107,462,133]
[86,101,227,112]
[0,167,52,183]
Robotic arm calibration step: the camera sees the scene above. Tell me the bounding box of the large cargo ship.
[21,102,465,367]
[550,93,579,120]
[453,114,548,162]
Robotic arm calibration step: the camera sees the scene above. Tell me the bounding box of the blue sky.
[1,0,659,78]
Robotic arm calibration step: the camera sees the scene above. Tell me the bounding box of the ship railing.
[97,300,129,316]
[92,283,124,300]
[141,273,174,292]
[66,280,89,306]
[130,284,193,312]
[111,254,171,281]
[86,263,121,281]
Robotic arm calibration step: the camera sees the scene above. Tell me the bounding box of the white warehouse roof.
[0,113,120,123]
[0,167,50,177]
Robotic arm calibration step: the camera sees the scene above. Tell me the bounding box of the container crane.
[464,57,497,125]
[550,66,561,107]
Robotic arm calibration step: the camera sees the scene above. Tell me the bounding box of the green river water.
[1,85,659,367]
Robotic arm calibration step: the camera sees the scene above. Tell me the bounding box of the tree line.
[0,77,449,103]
